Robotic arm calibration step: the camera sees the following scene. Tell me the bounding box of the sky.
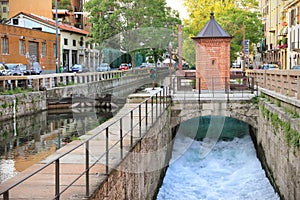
[166,0,189,19]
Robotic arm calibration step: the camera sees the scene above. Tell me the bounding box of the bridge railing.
[247,70,300,100]
[0,87,171,200]
[0,71,125,92]
[173,74,256,101]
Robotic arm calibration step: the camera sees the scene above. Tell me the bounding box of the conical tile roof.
[192,12,231,39]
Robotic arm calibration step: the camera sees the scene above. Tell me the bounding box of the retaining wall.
[90,109,174,200]
[252,91,300,200]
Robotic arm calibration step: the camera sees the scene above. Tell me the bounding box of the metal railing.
[0,87,171,200]
[173,75,257,102]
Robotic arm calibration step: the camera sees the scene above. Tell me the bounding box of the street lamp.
[55,0,59,73]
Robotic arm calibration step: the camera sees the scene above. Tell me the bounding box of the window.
[42,42,46,56]
[19,39,25,55]
[73,39,76,47]
[2,37,8,54]
[3,7,6,13]
[64,38,68,45]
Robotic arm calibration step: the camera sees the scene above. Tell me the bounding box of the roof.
[192,12,231,39]
[11,12,89,35]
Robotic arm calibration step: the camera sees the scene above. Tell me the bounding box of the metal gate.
[28,41,39,62]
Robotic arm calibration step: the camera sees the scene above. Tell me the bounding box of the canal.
[156,116,280,200]
[0,106,119,184]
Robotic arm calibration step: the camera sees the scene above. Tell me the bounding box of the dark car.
[119,63,129,70]
[97,63,111,72]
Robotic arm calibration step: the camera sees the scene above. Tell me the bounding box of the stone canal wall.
[0,92,47,121]
[0,69,169,121]
[91,109,174,200]
[252,90,300,200]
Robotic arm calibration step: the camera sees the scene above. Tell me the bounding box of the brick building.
[192,12,232,90]
[0,24,58,72]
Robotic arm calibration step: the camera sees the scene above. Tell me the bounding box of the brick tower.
[192,12,232,90]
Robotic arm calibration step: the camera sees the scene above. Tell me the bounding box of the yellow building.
[9,0,52,19]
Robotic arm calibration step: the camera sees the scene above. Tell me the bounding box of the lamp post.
[55,0,59,73]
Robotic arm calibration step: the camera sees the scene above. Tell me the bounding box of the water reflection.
[0,107,116,183]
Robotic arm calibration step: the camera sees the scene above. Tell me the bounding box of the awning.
[279,26,288,36]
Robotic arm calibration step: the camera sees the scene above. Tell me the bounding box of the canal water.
[156,116,280,200]
[0,107,117,183]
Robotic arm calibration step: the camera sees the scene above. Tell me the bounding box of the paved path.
[0,88,165,200]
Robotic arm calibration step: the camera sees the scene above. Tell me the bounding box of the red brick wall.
[0,24,59,72]
[194,38,231,90]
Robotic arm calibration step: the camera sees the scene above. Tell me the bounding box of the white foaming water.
[157,135,279,200]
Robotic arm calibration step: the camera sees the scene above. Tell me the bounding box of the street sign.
[242,40,249,54]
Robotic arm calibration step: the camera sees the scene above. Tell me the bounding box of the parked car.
[261,63,280,70]
[71,64,83,72]
[119,63,129,70]
[30,62,43,75]
[97,63,111,72]
[139,63,147,68]
[6,63,29,76]
[292,65,300,70]
[0,63,10,76]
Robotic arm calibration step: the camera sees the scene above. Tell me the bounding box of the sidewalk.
[0,88,165,199]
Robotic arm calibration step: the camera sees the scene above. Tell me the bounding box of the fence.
[0,87,171,200]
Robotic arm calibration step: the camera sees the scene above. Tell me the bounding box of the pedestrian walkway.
[0,88,167,200]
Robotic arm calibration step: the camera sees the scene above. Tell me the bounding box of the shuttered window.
[2,37,8,54]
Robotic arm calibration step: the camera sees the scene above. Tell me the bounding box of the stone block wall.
[255,99,300,200]
[91,110,174,200]
[0,92,47,121]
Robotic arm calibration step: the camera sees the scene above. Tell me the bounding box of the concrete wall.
[90,108,174,200]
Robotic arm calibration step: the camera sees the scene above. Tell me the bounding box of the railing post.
[159,90,162,115]
[55,160,60,200]
[198,77,201,102]
[105,127,109,175]
[120,118,123,159]
[151,96,154,125]
[3,191,8,200]
[225,77,229,101]
[85,141,89,198]
[156,93,158,120]
[139,104,142,137]
[130,110,133,147]
[145,101,148,130]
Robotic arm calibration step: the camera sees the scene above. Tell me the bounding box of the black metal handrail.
[0,86,170,200]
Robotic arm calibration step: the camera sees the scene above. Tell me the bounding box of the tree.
[84,0,181,67]
[182,0,263,65]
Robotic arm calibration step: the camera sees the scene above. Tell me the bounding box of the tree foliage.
[84,0,181,67]
[182,0,263,65]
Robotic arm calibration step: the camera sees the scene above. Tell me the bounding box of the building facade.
[0,0,9,22]
[259,0,300,69]
[7,12,99,73]
[0,24,57,72]
[9,0,53,19]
